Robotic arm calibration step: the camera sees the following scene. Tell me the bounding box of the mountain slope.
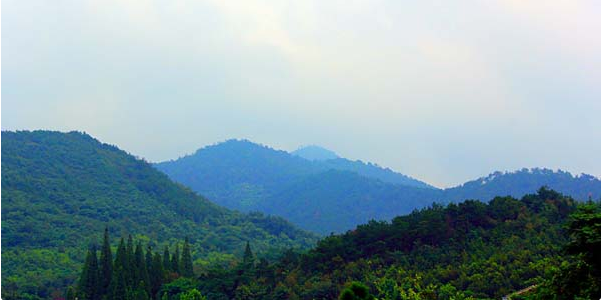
[319,158,435,189]
[291,145,339,161]
[260,170,441,234]
[444,168,601,203]
[1,131,317,299]
[194,188,583,299]
[154,140,434,212]
[155,139,601,235]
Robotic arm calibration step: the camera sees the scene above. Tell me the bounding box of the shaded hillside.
[155,140,601,234]
[319,158,434,189]
[444,168,601,203]
[1,131,317,299]
[260,170,441,234]
[154,140,434,212]
[292,145,339,161]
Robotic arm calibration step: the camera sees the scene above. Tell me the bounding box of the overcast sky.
[3,0,601,187]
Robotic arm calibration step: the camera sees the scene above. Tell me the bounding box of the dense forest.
[155,139,601,234]
[62,188,600,299]
[1,131,317,299]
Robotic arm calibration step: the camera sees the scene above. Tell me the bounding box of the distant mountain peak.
[291,145,339,161]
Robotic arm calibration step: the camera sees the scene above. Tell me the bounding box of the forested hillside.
[192,189,598,299]
[1,131,317,300]
[155,140,601,234]
[260,170,440,234]
[65,188,601,299]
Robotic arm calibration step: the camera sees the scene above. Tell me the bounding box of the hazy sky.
[3,0,601,187]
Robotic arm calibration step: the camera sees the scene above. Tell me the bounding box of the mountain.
[154,140,437,233]
[291,145,339,161]
[319,158,435,189]
[155,139,601,235]
[260,170,440,234]
[444,168,601,203]
[1,131,318,299]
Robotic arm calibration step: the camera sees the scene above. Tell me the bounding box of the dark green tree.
[145,245,154,286]
[163,246,171,273]
[171,245,180,274]
[65,286,76,300]
[78,245,99,300]
[242,242,254,269]
[110,238,129,300]
[134,241,150,293]
[151,252,165,297]
[99,227,113,298]
[126,235,136,286]
[338,282,374,300]
[181,238,194,277]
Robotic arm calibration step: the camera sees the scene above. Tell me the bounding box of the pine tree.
[99,227,113,298]
[151,252,165,297]
[242,241,254,269]
[163,246,171,273]
[78,245,99,300]
[181,238,194,277]
[65,286,76,300]
[110,238,128,300]
[126,235,135,286]
[171,245,180,274]
[134,241,150,293]
[145,245,153,282]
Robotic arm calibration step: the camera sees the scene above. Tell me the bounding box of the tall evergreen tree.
[126,235,135,286]
[163,246,171,273]
[171,245,180,274]
[145,245,154,282]
[242,241,254,269]
[78,245,99,300]
[110,238,129,300]
[65,286,76,300]
[181,238,194,277]
[134,241,150,293]
[151,252,165,297]
[99,227,113,298]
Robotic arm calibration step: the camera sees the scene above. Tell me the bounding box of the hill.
[444,168,601,202]
[190,188,590,299]
[1,131,318,299]
[291,145,339,161]
[155,140,601,234]
[260,170,440,234]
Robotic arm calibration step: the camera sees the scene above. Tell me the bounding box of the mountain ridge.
[156,139,601,234]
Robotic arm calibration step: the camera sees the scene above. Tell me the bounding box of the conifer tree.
[99,227,113,298]
[163,246,171,273]
[126,235,135,286]
[110,238,129,300]
[78,245,99,300]
[134,241,150,293]
[151,252,165,297]
[171,245,180,274]
[242,241,254,269]
[145,245,154,281]
[65,286,76,300]
[181,238,194,277]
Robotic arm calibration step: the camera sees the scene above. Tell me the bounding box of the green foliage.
[194,189,580,299]
[1,130,318,299]
[180,289,207,300]
[181,238,194,278]
[525,202,601,299]
[339,282,374,300]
